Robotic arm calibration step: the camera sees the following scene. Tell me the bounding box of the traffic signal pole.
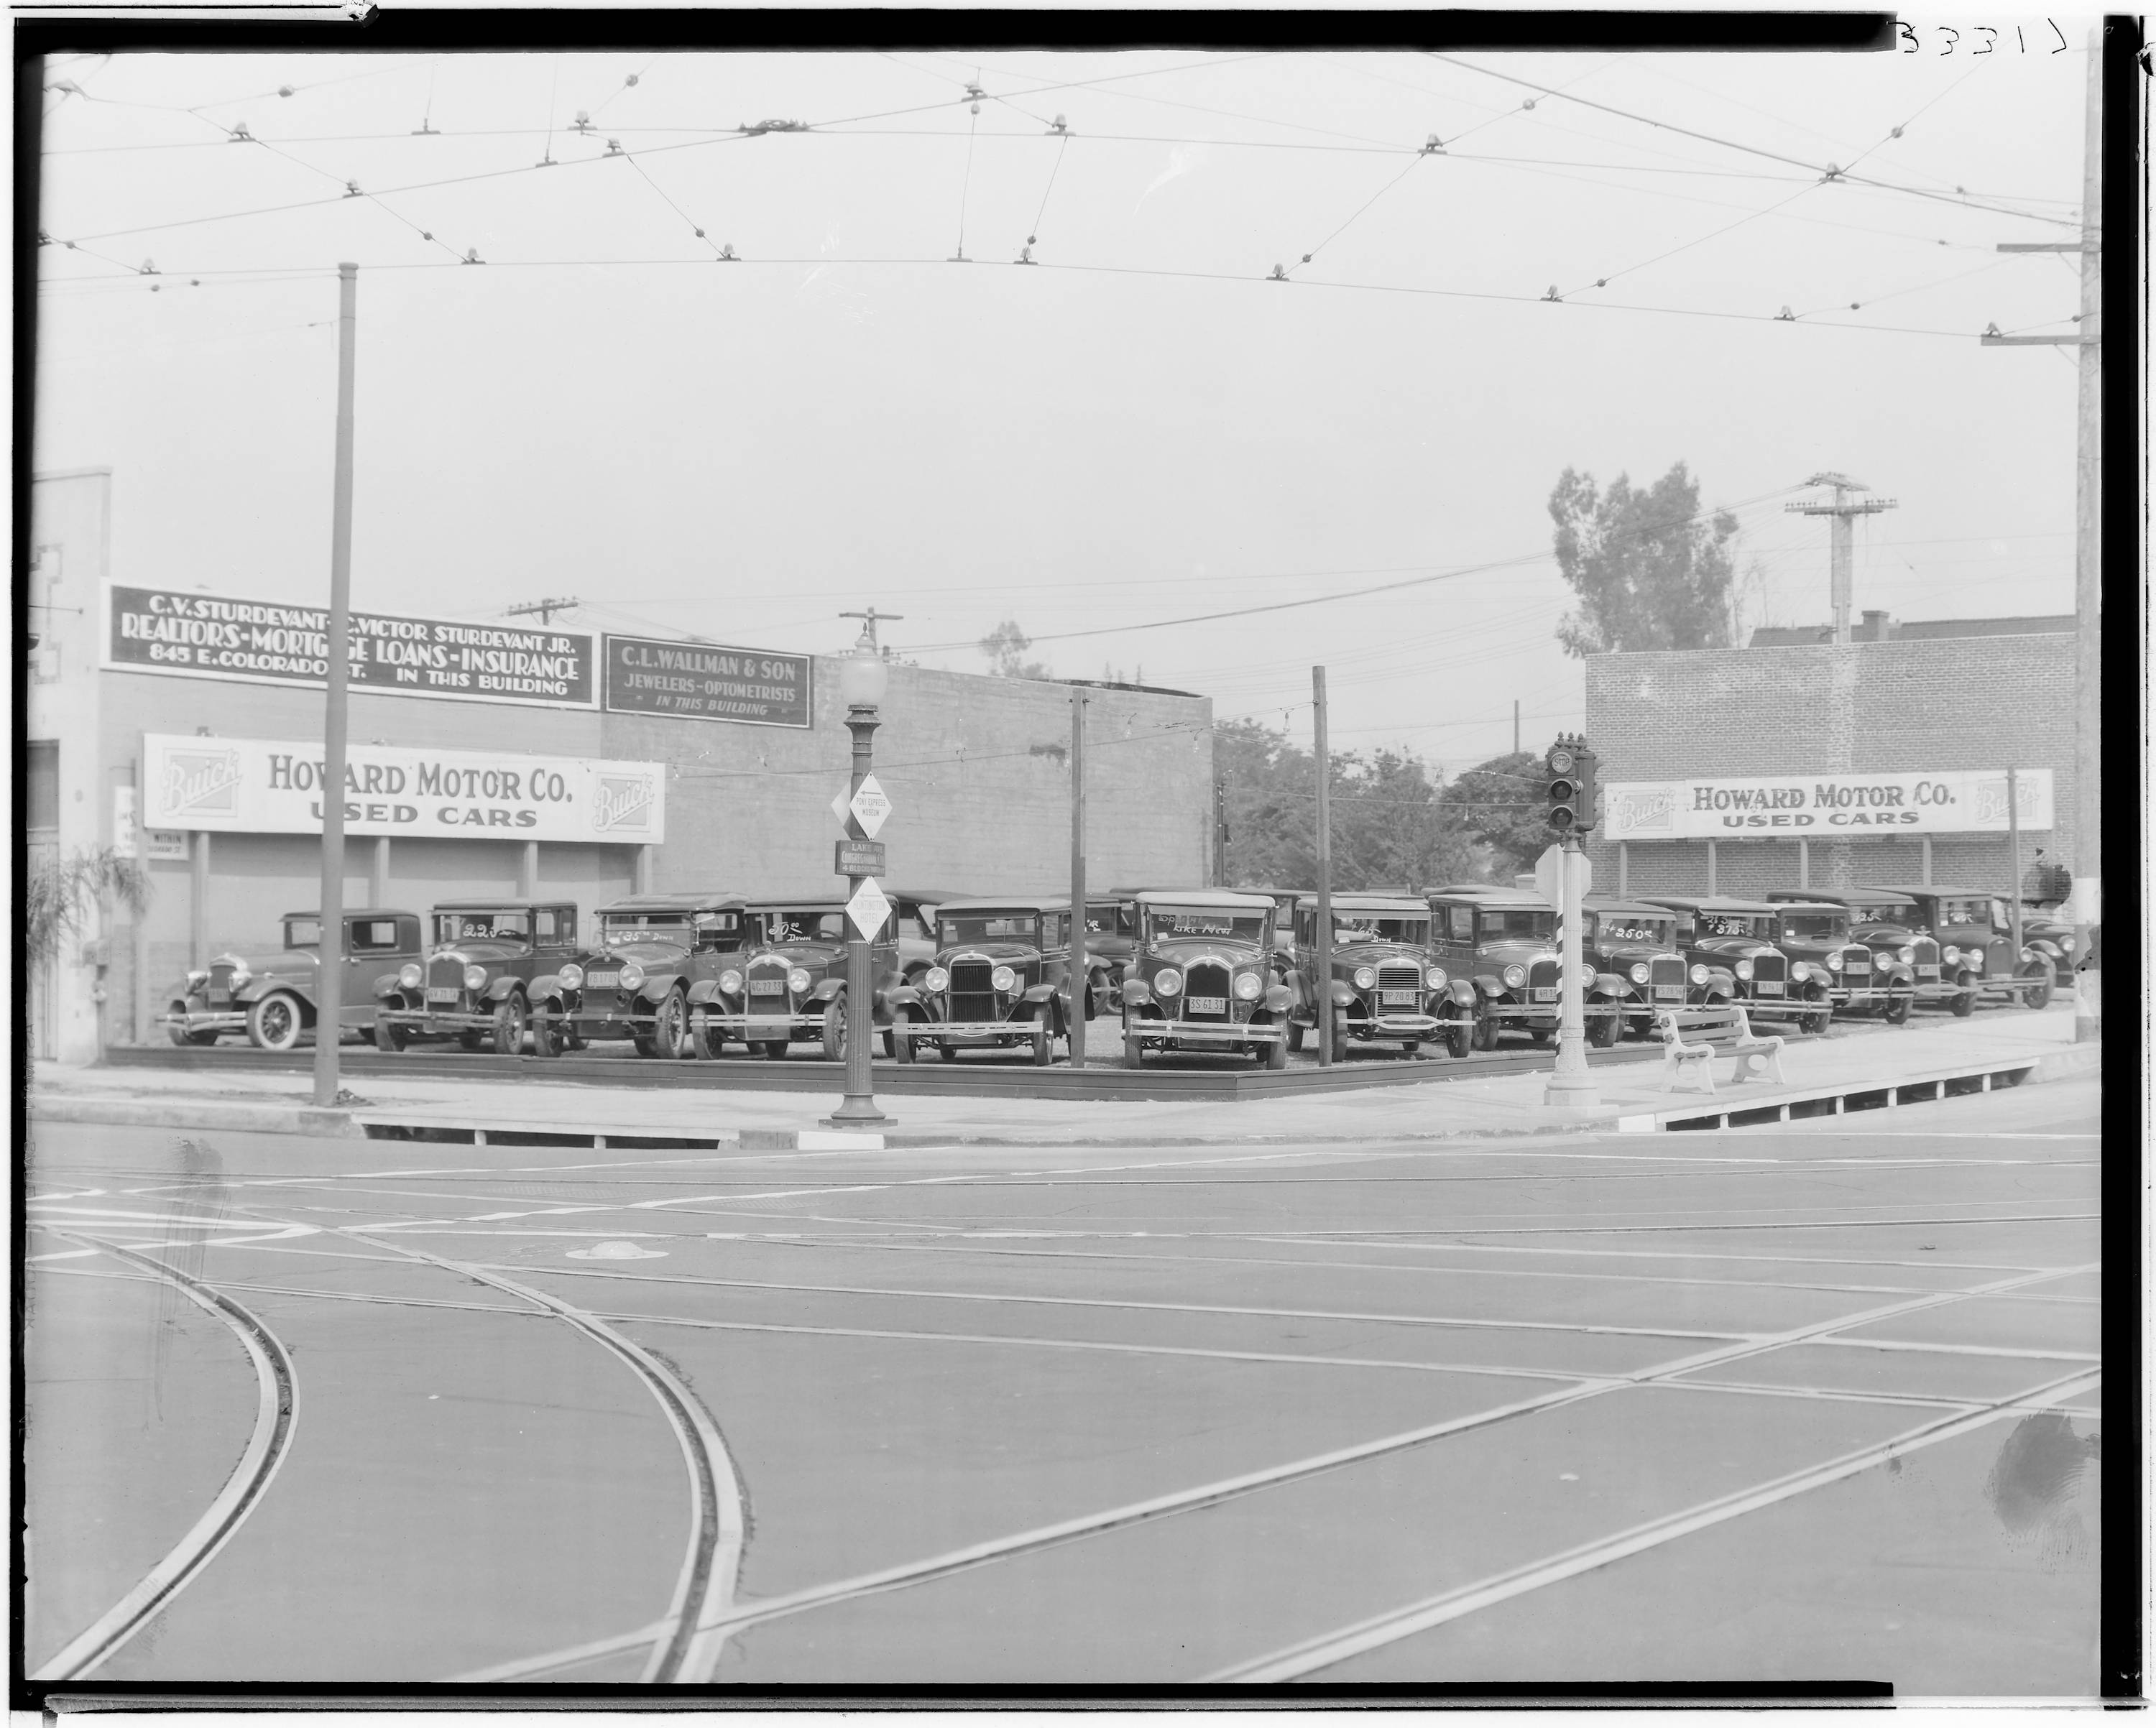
[1543,734,1599,1111]
[311,262,358,1111]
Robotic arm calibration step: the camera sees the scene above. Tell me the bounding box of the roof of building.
[1748,613,2074,647]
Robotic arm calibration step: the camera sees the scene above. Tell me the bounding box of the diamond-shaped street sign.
[848,774,893,838]
[847,874,893,940]
[830,784,852,829]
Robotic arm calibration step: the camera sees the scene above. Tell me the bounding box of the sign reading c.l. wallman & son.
[141,733,665,844]
[1602,769,2053,841]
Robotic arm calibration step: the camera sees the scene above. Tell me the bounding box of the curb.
[28,1096,364,1137]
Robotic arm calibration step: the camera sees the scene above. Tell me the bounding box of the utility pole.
[505,596,579,626]
[1513,699,1520,758]
[1313,665,1333,1068]
[312,262,359,1110]
[1981,27,2101,1042]
[1785,474,1897,643]
[2007,764,2024,967]
[1069,687,1087,1069]
[839,606,903,654]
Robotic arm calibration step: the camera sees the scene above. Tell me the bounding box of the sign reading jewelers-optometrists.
[1601,769,2054,841]
[140,734,665,844]
[602,634,814,728]
[103,583,598,708]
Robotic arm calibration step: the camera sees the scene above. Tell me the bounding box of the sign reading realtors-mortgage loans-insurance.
[141,734,665,844]
[1601,769,2054,840]
[103,583,597,708]
[602,634,813,728]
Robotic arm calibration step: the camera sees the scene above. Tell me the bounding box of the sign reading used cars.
[103,583,597,708]
[602,634,813,729]
[1601,769,2054,840]
[140,733,667,844]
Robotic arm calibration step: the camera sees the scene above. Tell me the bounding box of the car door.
[343,915,405,1028]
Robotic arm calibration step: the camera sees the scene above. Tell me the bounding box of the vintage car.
[886,887,970,984]
[694,900,901,1060]
[166,908,423,1050]
[1761,892,1916,1022]
[888,897,1078,1065]
[1281,893,1473,1060]
[374,900,584,1053]
[1636,896,1828,1032]
[1577,897,1693,1044]
[1773,887,1963,1013]
[526,893,748,1058]
[1427,884,1591,1050]
[1859,885,2060,1013]
[2014,896,2083,986]
[1118,890,1292,1068]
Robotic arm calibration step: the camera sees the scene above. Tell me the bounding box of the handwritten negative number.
[1902,19,2068,52]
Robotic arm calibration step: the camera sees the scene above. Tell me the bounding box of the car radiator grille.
[950,959,997,1023]
[1912,937,1940,977]
[427,958,469,999]
[1184,961,1230,1019]
[1378,963,1422,995]
[1841,946,1871,974]
[1649,955,1687,999]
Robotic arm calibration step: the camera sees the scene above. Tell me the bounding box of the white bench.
[1652,1004,1786,1095]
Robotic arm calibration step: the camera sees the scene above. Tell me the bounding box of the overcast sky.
[37,35,2095,773]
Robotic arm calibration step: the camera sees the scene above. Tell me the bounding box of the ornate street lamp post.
[826,626,888,1126]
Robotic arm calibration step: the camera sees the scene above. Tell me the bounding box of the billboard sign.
[140,734,665,844]
[103,583,598,708]
[1601,769,2054,841]
[602,634,814,729]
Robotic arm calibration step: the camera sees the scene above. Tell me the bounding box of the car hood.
[1472,940,1554,970]
[1589,941,1677,966]
[1145,938,1266,969]
[1327,941,1427,970]
[937,941,1043,966]
[590,938,690,964]
[745,941,847,969]
[433,941,533,966]
[1689,936,1779,959]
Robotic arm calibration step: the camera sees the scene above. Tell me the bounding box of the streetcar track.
[27,1229,299,1683]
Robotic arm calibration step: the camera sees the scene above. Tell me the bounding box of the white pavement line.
[1227,1210,2101,1239]
[1240,1235,2060,1276]
[1812,1336,2099,1362]
[27,1230,300,1683]
[1207,1364,2103,1683]
[449,1618,675,1683]
[508,1263,1743,1346]
[651,1260,2093,1648]
[26,1248,101,1262]
[327,1231,747,1687]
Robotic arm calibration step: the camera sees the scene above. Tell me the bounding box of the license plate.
[425,986,459,1002]
[208,989,230,1006]
[586,970,619,988]
[1185,996,1226,1014]
[1654,986,1686,999]
[1380,989,1419,1006]
[1917,966,1939,978]
[1755,980,1784,995]
[751,979,786,996]
[1531,987,1559,1002]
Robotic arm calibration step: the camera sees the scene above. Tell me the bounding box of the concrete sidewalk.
[28,1003,2094,1147]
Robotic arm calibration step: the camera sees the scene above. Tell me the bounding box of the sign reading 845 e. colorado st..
[1602,769,2053,841]
[142,734,665,844]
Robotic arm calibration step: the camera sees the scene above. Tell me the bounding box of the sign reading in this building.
[1601,769,2055,841]
[602,634,814,729]
[103,583,599,708]
[140,734,666,844]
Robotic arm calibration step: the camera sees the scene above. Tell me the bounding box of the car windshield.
[1777,912,1849,942]
[283,918,321,948]
[1084,904,1133,937]
[939,912,1041,947]
[760,910,847,944]
[435,911,532,946]
[1145,905,1268,946]
[1590,914,1673,948]
[1850,902,1912,925]
[1482,908,1555,942]
[601,913,693,946]
[1934,897,1991,930]
[1333,915,1428,946]
[1697,912,1775,940]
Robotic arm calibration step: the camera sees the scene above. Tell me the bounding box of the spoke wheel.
[821,999,848,1063]
[247,992,305,1052]
[493,993,528,1056]
[2018,962,2053,1011]
[376,1018,410,1053]
[892,1012,916,1063]
[1471,1010,1499,1053]
[1885,989,1912,1025]
[650,991,687,1060]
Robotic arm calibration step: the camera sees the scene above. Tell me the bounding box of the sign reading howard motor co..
[602,634,813,729]
[1603,769,2053,841]
[141,734,665,844]
[103,583,598,708]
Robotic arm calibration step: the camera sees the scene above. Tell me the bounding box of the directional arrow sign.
[847,874,893,939]
[848,774,892,838]
[829,785,852,830]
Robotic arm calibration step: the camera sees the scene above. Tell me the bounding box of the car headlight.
[614,961,643,991]
[717,969,741,994]
[1628,962,1649,986]
[463,963,487,990]
[1826,952,1843,971]
[398,962,422,989]
[1689,964,1709,986]
[1940,946,1960,966]
[186,968,209,989]
[1502,964,1526,990]
[1234,971,1263,1001]
[788,967,812,994]
[1427,966,1448,990]
[1734,958,1754,981]
[923,966,949,993]
[559,962,585,990]
[990,965,1017,993]
[229,963,252,987]
[1899,946,1916,964]
[1154,968,1183,997]
[2062,935,2076,953]
[1353,965,1376,990]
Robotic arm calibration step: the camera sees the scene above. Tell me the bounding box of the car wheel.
[1329,1019,1349,1064]
[762,1039,790,1061]
[1031,1023,1054,1066]
[1950,977,1976,1017]
[1123,1031,1144,1069]
[1587,1010,1618,1050]
[1802,996,1833,1035]
[821,999,847,1063]
[247,991,305,1052]
[690,1006,724,1060]
[1885,989,1912,1025]
[646,990,686,1060]
[492,992,528,1056]
[1284,1017,1305,1053]
[2018,961,2053,1011]
[1264,1035,1287,1071]
[375,1018,410,1053]
[938,1040,959,1063]
[1445,1022,1472,1059]
[892,1012,917,1063]
[1471,1009,1499,1053]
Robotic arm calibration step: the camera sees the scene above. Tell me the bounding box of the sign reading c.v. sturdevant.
[141,734,666,844]
[1602,769,2055,841]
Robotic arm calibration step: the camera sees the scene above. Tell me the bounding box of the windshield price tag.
[847,875,893,939]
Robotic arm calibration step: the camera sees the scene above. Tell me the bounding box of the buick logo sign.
[160,748,243,817]
[593,773,655,833]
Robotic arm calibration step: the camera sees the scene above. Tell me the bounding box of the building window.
[28,741,59,833]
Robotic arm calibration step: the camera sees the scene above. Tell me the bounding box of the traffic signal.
[1546,734,1600,833]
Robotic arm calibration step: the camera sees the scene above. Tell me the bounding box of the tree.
[1549,461,1740,657]
[27,845,149,971]
[978,619,1052,679]
[1438,751,1550,877]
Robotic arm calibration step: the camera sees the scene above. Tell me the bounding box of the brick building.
[1582,627,2075,900]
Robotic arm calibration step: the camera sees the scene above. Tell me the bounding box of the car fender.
[1439,980,1476,1009]
[1122,977,1153,1007]
[1264,981,1293,1012]
[1472,969,1508,997]
[1022,981,1059,1004]
[2024,939,2063,964]
[808,978,845,1006]
[684,979,729,1008]
[234,976,305,1008]
[484,976,524,1004]
[372,975,402,1000]
[1327,980,1358,1010]
[886,983,925,1012]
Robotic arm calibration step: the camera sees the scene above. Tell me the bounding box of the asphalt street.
[22,1075,2101,1691]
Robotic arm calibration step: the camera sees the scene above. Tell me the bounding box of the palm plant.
[26,846,150,971]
